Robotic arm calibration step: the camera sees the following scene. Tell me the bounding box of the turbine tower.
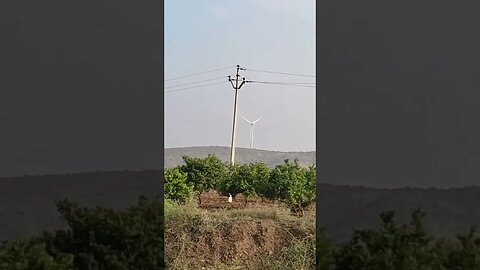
[241,116,261,149]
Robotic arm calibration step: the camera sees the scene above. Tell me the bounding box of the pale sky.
[165,0,315,152]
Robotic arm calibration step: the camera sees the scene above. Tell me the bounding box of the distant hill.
[164,146,316,168]
[0,171,162,241]
[317,184,480,243]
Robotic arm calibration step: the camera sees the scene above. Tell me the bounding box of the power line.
[249,80,315,85]
[164,81,228,93]
[165,66,234,82]
[165,76,227,89]
[246,80,316,88]
[251,82,316,88]
[244,68,315,78]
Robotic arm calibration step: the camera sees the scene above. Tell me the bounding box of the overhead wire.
[247,80,315,85]
[165,66,234,82]
[165,76,227,89]
[164,81,228,93]
[164,66,316,94]
[246,80,316,88]
[244,68,315,78]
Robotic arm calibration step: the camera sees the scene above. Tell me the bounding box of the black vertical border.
[159,0,165,266]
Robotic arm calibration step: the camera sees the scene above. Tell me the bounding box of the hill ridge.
[164,146,316,169]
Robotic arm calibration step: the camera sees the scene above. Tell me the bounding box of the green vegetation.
[218,162,271,205]
[0,240,73,270]
[317,210,480,270]
[169,155,317,215]
[178,155,229,204]
[3,154,480,269]
[0,196,164,270]
[165,155,316,269]
[268,159,316,215]
[164,168,193,203]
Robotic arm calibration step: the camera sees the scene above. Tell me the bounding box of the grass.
[164,197,315,270]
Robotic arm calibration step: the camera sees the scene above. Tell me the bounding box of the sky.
[164,0,316,152]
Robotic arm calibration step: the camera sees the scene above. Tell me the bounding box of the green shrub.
[178,155,229,203]
[447,227,480,270]
[317,229,336,270]
[42,196,165,270]
[0,240,73,270]
[267,159,316,215]
[218,162,270,204]
[335,210,449,270]
[164,168,193,203]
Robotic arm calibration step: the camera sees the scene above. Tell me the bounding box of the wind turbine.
[241,115,261,149]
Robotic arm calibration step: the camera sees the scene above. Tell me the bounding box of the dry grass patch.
[164,198,315,270]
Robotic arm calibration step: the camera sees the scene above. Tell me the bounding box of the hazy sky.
[164,0,316,152]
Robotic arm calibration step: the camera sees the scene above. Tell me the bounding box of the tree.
[267,159,315,215]
[304,165,316,204]
[317,229,336,270]
[178,155,229,204]
[164,168,193,203]
[218,162,270,206]
[447,226,480,270]
[217,163,241,199]
[42,196,165,270]
[335,210,448,270]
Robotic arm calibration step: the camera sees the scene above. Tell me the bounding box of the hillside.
[0,171,162,241]
[1,170,480,244]
[164,146,316,168]
[318,184,480,243]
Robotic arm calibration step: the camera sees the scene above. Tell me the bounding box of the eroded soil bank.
[165,195,315,270]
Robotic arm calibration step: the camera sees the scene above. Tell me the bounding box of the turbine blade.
[241,115,252,124]
[252,118,261,124]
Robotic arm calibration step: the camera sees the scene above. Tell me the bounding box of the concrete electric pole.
[228,65,246,165]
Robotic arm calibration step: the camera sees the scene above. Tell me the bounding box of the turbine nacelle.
[241,115,261,125]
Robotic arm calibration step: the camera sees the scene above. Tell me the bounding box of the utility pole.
[228,65,246,165]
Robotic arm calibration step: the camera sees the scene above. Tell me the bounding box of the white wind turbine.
[241,115,261,149]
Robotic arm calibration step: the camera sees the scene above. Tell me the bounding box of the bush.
[42,196,164,270]
[164,168,193,203]
[447,226,480,270]
[316,229,336,270]
[178,155,229,203]
[267,159,316,214]
[3,201,480,269]
[312,210,480,270]
[0,240,73,270]
[335,210,449,270]
[218,162,270,205]
[304,165,316,202]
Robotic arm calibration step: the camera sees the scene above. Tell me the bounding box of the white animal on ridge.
[228,193,233,203]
